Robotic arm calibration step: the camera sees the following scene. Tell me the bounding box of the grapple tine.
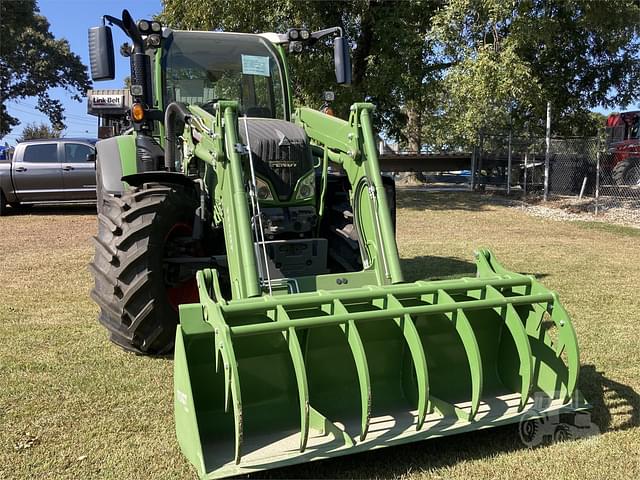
[522,284,580,402]
[505,303,533,410]
[220,327,243,465]
[437,289,483,420]
[218,341,231,412]
[275,305,310,452]
[549,294,580,401]
[333,299,371,441]
[485,285,533,410]
[385,294,429,430]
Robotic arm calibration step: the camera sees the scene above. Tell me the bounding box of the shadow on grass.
[397,189,511,212]
[401,255,549,282]
[579,364,639,433]
[249,366,638,479]
[4,203,96,216]
[401,255,476,281]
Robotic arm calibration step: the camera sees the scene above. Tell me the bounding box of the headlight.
[256,177,274,201]
[138,20,150,33]
[300,29,310,40]
[296,173,315,199]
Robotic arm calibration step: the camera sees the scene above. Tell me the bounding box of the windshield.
[163,31,287,119]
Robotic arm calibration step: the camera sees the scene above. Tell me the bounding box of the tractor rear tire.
[89,183,199,355]
[612,158,640,186]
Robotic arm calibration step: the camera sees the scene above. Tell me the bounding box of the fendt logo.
[518,393,600,447]
[90,94,124,108]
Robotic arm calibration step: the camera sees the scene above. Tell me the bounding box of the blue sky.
[4,0,162,144]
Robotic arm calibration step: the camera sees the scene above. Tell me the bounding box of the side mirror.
[86,152,96,162]
[333,36,352,85]
[88,26,115,81]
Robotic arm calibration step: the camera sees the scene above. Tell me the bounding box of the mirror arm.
[103,13,144,53]
[310,27,342,42]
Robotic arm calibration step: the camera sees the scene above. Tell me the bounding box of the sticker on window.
[241,55,270,77]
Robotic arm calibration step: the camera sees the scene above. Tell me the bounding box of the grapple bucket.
[174,250,587,479]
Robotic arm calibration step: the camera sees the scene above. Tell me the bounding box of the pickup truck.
[0,138,97,215]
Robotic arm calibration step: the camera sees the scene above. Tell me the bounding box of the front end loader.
[88,10,588,479]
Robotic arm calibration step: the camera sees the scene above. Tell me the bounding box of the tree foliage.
[431,0,640,144]
[0,0,90,137]
[16,122,63,142]
[160,0,640,149]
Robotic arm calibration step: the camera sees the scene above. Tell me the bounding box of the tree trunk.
[405,102,422,153]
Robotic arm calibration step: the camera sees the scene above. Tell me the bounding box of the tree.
[0,0,90,137]
[16,122,63,142]
[431,0,640,144]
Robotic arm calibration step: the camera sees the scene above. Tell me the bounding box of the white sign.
[90,94,125,109]
[241,55,270,77]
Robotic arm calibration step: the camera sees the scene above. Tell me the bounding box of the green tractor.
[88,10,588,479]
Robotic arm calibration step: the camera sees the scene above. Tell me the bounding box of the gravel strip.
[513,197,640,228]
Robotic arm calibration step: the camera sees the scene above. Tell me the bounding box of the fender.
[95,135,137,194]
[122,171,196,190]
[96,134,165,194]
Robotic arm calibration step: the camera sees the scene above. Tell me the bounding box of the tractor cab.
[162,31,288,120]
[605,111,640,147]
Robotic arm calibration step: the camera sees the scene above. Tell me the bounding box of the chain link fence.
[473,133,640,214]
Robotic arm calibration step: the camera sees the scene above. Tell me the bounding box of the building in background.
[87,89,132,138]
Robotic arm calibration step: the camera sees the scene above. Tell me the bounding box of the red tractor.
[605,111,640,186]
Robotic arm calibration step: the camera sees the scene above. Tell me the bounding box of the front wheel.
[89,183,200,354]
[612,158,640,186]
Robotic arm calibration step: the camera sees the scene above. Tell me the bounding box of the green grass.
[573,220,640,238]
[1,194,638,479]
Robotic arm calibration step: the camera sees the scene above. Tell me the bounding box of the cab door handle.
[63,165,74,171]
[15,166,27,172]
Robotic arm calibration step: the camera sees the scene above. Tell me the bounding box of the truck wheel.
[89,183,200,355]
[612,158,640,186]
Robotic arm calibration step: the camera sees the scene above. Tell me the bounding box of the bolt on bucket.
[174,250,588,479]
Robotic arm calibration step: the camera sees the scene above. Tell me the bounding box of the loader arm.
[294,104,403,285]
[183,101,262,299]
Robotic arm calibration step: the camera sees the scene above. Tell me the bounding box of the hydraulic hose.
[164,102,191,171]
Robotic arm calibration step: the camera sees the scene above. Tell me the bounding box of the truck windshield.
[163,31,287,119]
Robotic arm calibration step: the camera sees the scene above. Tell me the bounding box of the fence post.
[543,101,551,201]
[523,150,528,197]
[507,129,513,195]
[470,145,476,191]
[478,131,484,190]
[595,149,601,215]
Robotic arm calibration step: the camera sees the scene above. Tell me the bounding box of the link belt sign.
[90,94,125,109]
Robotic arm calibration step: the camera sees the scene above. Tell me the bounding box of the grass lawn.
[1,192,638,479]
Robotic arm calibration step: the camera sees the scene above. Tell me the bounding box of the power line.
[12,100,97,123]
[12,104,96,123]
[8,106,97,127]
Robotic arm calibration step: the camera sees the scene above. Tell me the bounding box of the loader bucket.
[174,250,588,479]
